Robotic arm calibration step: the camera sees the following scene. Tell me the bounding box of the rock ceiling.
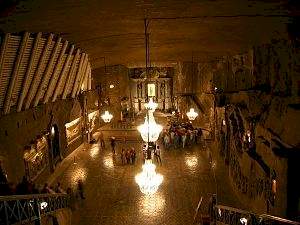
[0,0,296,68]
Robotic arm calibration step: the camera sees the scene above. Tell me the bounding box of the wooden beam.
[52,45,75,102]
[71,53,86,98]
[25,34,54,109]
[75,54,88,95]
[0,33,10,112]
[62,48,80,99]
[3,32,30,114]
[0,33,10,82]
[33,37,62,107]
[43,40,68,104]
[88,65,92,90]
[17,32,42,112]
[76,57,89,95]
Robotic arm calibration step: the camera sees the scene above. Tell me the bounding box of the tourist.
[164,133,170,149]
[16,176,30,194]
[110,136,116,154]
[182,132,187,148]
[67,187,77,210]
[55,182,66,194]
[154,145,162,165]
[99,130,105,148]
[0,161,9,195]
[197,128,203,145]
[77,179,85,199]
[121,148,126,165]
[131,147,136,164]
[0,161,7,185]
[41,183,55,194]
[125,149,131,164]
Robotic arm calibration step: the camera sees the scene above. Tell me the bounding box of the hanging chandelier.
[137,110,162,142]
[145,97,157,111]
[186,108,198,121]
[101,111,113,123]
[135,159,163,195]
[136,18,164,195]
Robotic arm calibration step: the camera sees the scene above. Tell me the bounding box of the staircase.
[0,193,69,225]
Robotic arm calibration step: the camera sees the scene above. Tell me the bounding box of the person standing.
[110,137,116,154]
[131,147,136,164]
[77,179,85,199]
[125,149,131,164]
[154,145,162,165]
[121,148,126,165]
[55,182,66,194]
[164,134,170,149]
[0,162,9,195]
[99,130,105,148]
[198,128,203,145]
[0,161,8,185]
[182,132,187,148]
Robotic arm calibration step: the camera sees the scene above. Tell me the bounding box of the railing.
[0,193,69,225]
[213,205,300,225]
[110,122,135,130]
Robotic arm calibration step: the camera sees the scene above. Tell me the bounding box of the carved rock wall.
[213,39,300,218]
[92,65,130,121]
[0,98,83,182]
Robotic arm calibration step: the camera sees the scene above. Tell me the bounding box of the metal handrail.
[0,193,70,225]
[261,214,300,225]
[214,204,300,225]
[0,193,67,201]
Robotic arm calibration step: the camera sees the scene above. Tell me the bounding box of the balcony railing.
[213,205,300,225]
[0,193,69,225]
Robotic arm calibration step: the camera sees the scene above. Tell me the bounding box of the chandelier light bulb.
[135,160,163,195]
[186,108,198,121]
[101,111,113,123]
[138,111,162,142]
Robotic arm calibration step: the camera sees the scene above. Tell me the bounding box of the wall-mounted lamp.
[51,126,55,136]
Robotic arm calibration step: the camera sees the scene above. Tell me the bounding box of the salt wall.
[214,39,300,218]
[173,38,300,218]
[0,90,99,183]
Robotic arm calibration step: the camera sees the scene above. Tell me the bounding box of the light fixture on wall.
[101,111,113,123]
[186,108,198,121]
[109,84,115,89]
[51,126,55,136]
[136,18,163,195]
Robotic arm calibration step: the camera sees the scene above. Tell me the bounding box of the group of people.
[161,122,203,149]
[108,136,137,165]
[142,143,162,165]
[0,162,86,204]
[121,148,136,165]
[0,174,85,199]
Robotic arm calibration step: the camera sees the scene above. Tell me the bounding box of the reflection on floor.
[50,129,236,225]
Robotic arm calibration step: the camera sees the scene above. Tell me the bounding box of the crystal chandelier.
[138,111,162,142]
[135,159,163,195]
[144,97,157,111]
[186,108,198,121]
[136,18,163,195]
[101,111,113,123]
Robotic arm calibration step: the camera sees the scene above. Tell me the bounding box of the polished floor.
[47,111,244,225]
[51,132,216,225]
